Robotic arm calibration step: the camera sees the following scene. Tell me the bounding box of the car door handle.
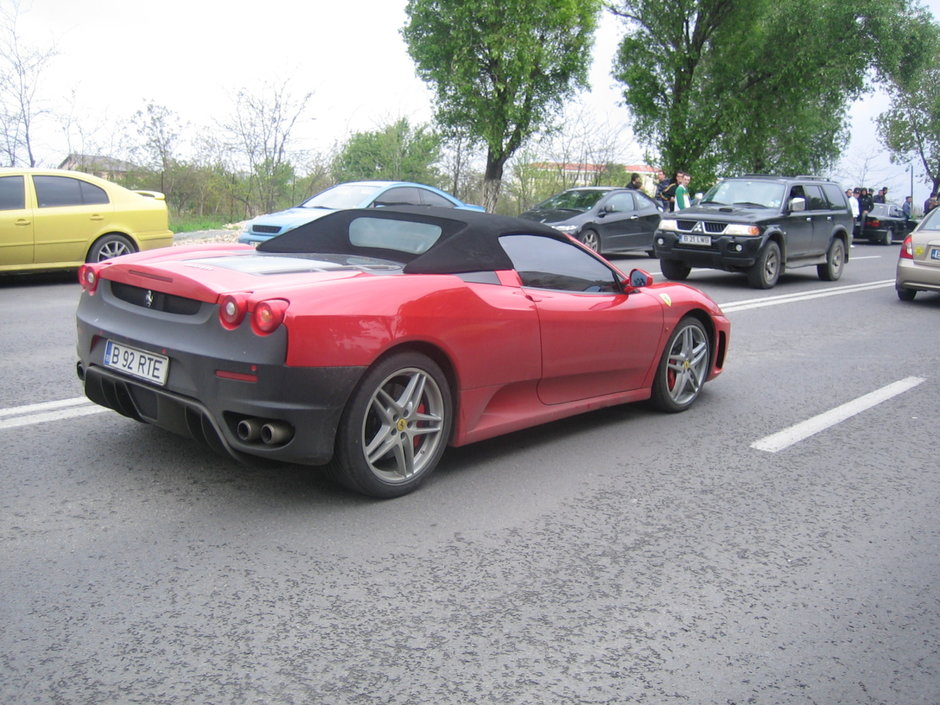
[15,218,31,226]
[90,214,104,221]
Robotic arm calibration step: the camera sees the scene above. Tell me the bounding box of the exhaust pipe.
[261,421,293,446]
[236,418,263,442]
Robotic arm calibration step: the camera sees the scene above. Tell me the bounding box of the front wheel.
[88,234,136,262]
[660,258,691,281]
[649,317,710,412]
[579,229,601,253]
[817,238,845,281]
[883,227,895,246]
[332,352,452,498]
[747,241,781,288]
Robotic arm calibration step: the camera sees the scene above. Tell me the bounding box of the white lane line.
[751,376,926,453]
[0,396,92,418]
[0,404,107,430]
[850,255,884,260]
[721,280,894,313]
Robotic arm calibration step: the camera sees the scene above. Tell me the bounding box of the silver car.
[896,207,940,301]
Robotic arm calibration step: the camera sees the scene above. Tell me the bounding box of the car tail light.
[899,235,914,260]
[218,293,248,329]
[78,264,101,294]
[868,219,881,227]
[251,299,289,335]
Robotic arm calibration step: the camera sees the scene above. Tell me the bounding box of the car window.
[535,189,608,212]
[605,192,634,213]
[419,189,455,207]
[301,183,381,209]
[635,192,659,210]
[499,234,621,293]
[373,187,422,207]
[0,175,25,210]
[821,183,847,209]
[348,216,442,254]
[33,175,109,207]
[802,184,827,211]
[701,180,785,208]
[919,208,940,230]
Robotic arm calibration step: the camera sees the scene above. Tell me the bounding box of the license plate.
[931,248,940,260]
[103,340,169,385]
[679,233,711,246]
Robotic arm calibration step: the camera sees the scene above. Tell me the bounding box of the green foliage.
[878,64,940,194]
[331,118,442,184]
[611,0,934,186]
[403,0,602,210]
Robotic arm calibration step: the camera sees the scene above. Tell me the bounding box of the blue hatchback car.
[238,180,484,245]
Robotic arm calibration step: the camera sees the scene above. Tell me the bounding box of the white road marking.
[0,397,106,430]
[721,280,894,313]
[751,376,926,453]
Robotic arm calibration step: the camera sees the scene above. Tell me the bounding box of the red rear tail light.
[251,299,289,335]
[868,219,881,227]
[78,264,101,294]
[218,293,248,329]
[899,235,914,260]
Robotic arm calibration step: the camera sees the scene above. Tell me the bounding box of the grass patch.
[169,214,231,232]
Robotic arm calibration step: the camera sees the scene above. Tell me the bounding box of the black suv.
[653,175,853,288]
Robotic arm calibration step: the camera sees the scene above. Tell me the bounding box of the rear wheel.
[747,241,781,288]
[817,238,845,281]
[883,227,895,246]
[660,258,691,281]
[897,286,917,301]
[650,317,710,412]
[332,352,452,498]
[579,229,601,253]
[88,234,135,262]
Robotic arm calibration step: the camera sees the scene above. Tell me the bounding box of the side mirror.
[626,268,653,291]
[789,197,806,212]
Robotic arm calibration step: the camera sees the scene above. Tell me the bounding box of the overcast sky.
[12,0,940,205]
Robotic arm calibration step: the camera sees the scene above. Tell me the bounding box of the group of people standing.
[650,170,692,212]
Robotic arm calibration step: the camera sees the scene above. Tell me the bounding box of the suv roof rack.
[794,175,830,181]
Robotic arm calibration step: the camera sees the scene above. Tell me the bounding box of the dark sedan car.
[76,207,729,498]
[519,187,662,256]
[855,202,916,245]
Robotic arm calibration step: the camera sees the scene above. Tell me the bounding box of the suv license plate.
[679,234,711,246]
[103,340,169,386]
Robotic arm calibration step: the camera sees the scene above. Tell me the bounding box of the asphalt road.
[1,244,938,705]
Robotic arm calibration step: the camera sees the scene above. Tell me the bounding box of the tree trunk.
[482,151,507,213]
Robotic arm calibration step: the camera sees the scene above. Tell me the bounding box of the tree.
[877,26,940,196]
[610,0,934,186]
[132,102,182,197]
[403,0,602,211]
[223,80,313,216]
[0,1,55,166]
[332,118,442,184]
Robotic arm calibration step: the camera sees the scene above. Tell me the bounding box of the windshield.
[300,183,382,210]
[534,189,608,212]
[701,180,786,209]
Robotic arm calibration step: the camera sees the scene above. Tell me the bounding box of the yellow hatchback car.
[0,168,173,273]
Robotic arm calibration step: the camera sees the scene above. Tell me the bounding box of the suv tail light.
[251,299,289,335]
[899,235,914,260]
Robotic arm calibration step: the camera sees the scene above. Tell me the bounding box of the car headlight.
[659,219,678,231]
[554,224,579,234]
[724,224,761,236]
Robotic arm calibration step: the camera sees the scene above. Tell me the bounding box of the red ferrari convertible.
[76,207,730,497]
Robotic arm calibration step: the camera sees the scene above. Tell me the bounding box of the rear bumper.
[896,258,940,293]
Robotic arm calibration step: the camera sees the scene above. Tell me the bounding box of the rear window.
[349,216,442,254]
[33,175,109,207]
[919,208,940,230]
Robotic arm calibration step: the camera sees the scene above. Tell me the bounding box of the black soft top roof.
[257,206,567,274]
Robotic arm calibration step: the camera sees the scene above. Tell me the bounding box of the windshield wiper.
[732,201,767,208]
